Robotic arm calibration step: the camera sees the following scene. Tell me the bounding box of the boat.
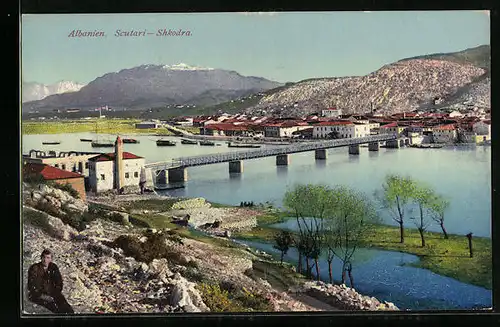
[80,138,92,142]
[410,144,444,149]
[227,142,261,148]
[199,140,215,146]
[123,138,140,144]
[154,183,185,190]
[181,138,198,145]
[42,141,61,145]
[91,141,114,148]
[157,139,177,146]
[91,121,114,148]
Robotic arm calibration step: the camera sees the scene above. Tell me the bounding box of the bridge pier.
[386,139,400,149]
[168,167,188,183]
[276,154,290,166]
[315,149,327,160]
[368,142,379,151]
[348,144,360,155]
[156,170,168,185]
[229,160,243,174]
[144,168,154,189]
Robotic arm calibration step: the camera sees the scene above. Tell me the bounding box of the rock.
[169,273,209,312]
[149,258,173,280]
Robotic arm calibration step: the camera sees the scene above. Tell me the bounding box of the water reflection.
[314,160,327,169]
[276,166,288,176]
[229,173,242,181]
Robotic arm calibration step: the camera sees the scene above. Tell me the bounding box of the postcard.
[21,11,491,315]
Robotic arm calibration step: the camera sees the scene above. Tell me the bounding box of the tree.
[325,186,378,285]
[410,183,435,247]
[375,174,417,243]
[273,230,294,264]
[283,184,331,279]
[428,194,450,239]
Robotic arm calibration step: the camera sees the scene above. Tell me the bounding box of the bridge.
[143,134,407,187]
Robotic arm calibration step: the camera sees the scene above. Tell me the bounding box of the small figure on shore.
[139,181,145,194]
[27,249,74,314]
[466,232,473,258]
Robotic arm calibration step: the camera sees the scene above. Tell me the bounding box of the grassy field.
[234,217,492,290]
[361,224,492,290]
[118,198,492,290]
[22,119,174,135]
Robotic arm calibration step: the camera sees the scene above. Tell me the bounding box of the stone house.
[23,162,87,201]
[432,124,457,143]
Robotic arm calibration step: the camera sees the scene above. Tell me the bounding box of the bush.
[233,288,273,312]
[182,266,206,283]
[50,182,80,199]
[110,232,192,266]
[23,209,57,237]
[196,283,245,312]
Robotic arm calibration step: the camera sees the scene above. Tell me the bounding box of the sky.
[21,11,490,85]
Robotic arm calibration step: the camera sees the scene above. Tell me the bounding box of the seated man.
[27,249,74,314]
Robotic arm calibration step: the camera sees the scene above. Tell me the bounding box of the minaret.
[114,136,124,190]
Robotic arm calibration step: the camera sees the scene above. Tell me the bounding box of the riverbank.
[22,119,177,136]
[231,216,492,290]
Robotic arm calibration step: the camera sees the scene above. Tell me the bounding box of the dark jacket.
[27,262,63,300]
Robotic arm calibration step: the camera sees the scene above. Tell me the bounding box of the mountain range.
[23,46,490,116]
[22,81,86,103]
[22,63,283,112]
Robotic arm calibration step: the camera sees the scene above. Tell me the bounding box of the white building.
[263,122,311,138]
[312,121,370,139]
[88,137,145,193]
[379,122,407,137]
[449,110,464,118]
[432,124,457,143]
[321,108,343,118]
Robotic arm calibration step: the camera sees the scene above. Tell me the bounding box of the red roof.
[23,163,83,180]
[380,122,399,128]
[89,152,143,162]
[204,124,249,131]
[316,121,354,126]
[433,124,456,130]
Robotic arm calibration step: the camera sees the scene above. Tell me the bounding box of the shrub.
[50,182,80,199]
[110,232,191,266]
[233,288,273,312]
[23,209,57,237]
[196,283,245,312]
[182,266,206,283]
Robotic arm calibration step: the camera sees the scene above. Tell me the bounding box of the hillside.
[239,45,490,116]
[22,64,283,113]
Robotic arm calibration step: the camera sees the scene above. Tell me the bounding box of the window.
[54,164,59,168]
[101,174,105,180]
[61,164,66,170]
[125,172,130,178]
[134,172,138,178]
[85,162,89,169]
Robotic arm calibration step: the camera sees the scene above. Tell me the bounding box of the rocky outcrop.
[292,281,400,311]
[23,183,88,218]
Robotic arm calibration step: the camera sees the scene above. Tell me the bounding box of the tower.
[114,136,124,190]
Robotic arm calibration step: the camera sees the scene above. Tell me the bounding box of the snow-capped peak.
[162,63,214,71]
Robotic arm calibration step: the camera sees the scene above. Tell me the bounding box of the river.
[22,132,491,238]
[22,132,492,310]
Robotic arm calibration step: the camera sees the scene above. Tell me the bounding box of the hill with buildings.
[241,45,490,117]
[22,64,283,112]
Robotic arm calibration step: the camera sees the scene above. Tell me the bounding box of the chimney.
[114,136,124,190]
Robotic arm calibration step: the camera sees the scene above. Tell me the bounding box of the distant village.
[158,106,491,145]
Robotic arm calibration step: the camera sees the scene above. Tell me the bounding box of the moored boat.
[42,141,61,145]
[410,144,444,149]
[227,142,261,148]
[181,138,198,145]
[199,140,215,146]
[157,139,177,146]
[80,138,92,142]
[91,141,114,148]
[123,138,140,144]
